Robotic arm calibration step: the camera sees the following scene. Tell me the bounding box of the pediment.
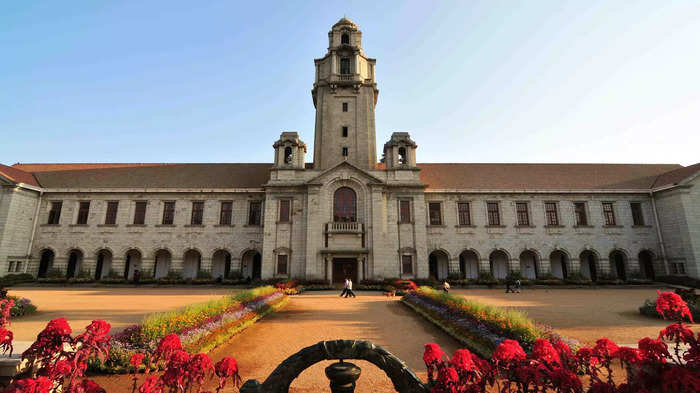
[305,161,384,186]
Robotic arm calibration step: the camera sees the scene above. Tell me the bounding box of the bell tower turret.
[312,17,378,171]
[383,132,417,169]
[273,131,306,169]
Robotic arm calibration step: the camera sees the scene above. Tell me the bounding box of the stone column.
[478,258,490,276]
[82,257,96,277]
[569,258,581,276]
[540,258,552,276]
[141,258,155,278]
[111,257,126,278]
[599,258,611,276]
[356,257,363,282]
[201,256,213,275]
[171,257,184,275]
[508,258,519,275]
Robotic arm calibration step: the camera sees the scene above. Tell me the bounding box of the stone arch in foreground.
[241,340,427,393]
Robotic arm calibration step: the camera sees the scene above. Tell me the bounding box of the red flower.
[437,366,459,384]
[492,339,526,364]
[532,338,561,365]
[588,382,616,393]
[6,377,52,393]
[656,291,694,322]
[45,318,72,336]
[423,343,445,365]
[592,338,618,359]
[451,349,475,373]
[637,337,669,363]
[575,347,598,367]
[662,367,700,393]
[215,357,241,389]
[72,379,105,393]
[52,359,73,377]
[155,334,182,361]
[550,367,582,393]
[659,322,695,344]
[138,376,163,393]
[130,353,145,369]
[0,326,13,354]
[616,346,643,364]
[187,353,214,384]
[553,340,573,358]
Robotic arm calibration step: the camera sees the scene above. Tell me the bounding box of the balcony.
[327,221,362,234]
[330,74,362,85]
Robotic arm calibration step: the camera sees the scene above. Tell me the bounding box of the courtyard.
[8,285,696,392]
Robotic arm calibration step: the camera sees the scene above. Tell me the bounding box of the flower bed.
[640,289,699,322]
[402,287,577,358]
[91,286,287,373]
[6,295,37,317]
[423,291,699,393]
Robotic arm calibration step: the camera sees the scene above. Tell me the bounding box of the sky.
[1,1,699,166]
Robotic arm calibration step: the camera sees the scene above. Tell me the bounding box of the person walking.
[443,280,450,293]
[505,277,513,293]
[515,279,521,293]
[340,278,349,297]
[344,278,356,298]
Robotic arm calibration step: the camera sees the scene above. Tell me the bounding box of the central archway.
[94,249,112,280]
[639,250,655,280]
[550,250,569,280]
[519,250,539,279]
[459,250,479,279]
[579,250,598,282]
[183,249,201,279]
[610,250,627,281]
[38,249,54,278]
[66,249,83,278]
[242,250,262,280]
[489,250,509,279]
[212,250,231,279]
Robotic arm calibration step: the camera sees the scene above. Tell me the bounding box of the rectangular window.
[428,202,442,225]
[516,202,529,226]
[342,102,348,112]
[340,57,351,74]
[191,201,204,225]
[630,202,645,226]
[76,201,90,225]
[342,147,348,156]
[162,201,175,225]
[402,255,413,274]
[458,202,471,226]
[14,261,21,272]
[220,201,233,225]
[248,201,262,226]
[133,201,147,225]
[279,200,291,222]
[574,202,588,226]
[545,202,559,226]
[277,254,288,275]
[7,261,13,272]
[602,202,616,226]
[105,201,119,225]
[342,126,348,137]
[48,201,62,224]
[399,200,411,223]
[487,202,500,226]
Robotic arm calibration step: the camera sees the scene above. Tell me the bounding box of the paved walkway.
[96,291,460,392]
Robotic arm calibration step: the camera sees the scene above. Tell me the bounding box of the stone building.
[1,18,699,283]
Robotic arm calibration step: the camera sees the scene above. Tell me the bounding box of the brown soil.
[93,291,461,392]
[9,286,235,341]
[450,287,698,345]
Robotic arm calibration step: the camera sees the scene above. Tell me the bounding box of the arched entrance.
[154,249,171,279]
[38,249,54,278]
[579,250,598,282]
[550,250,569,279]
[242,250,262,280]
[519,250,538,279]
[66,249,83,278]
[459,250,479,279]
[639,250,655,280]
[610,250,627,281]
[489,250,509,280]
[94,249,112,280]
[183,249,201,279]
[212,250,231,279]
[124,249,142,279]
[428,250,449,280]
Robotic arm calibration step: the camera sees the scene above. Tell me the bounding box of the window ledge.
[156,224,176,227]
[604,225,622,228]
[427,224,446,228]
[69,224,88,227]
[574,225,594,228]
[184,224,204,228]
[455,224,476,228]
[127,224,146,227]
[544,225,565,228]
[214,224,235,228]
[243,224,263,228]
[632,225,652,228]
[485,225,506,228]
[398,221,415,224]
[97,224,118,227]
[515,225,535,228]
[41,224,61,227]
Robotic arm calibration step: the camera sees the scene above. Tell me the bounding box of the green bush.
[0,273,35,286]
[48,268,64,278]
[77,269,92,279]
[196,270,212,279]
[6,295,37,317]
[477,272,497,285]
[639,298,700,321]
[105,269,122,279]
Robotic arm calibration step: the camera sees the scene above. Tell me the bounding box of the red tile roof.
[0,164,40,187]
[9,162,698,192]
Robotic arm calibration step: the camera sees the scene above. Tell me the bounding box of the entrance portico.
[322,250,367,284]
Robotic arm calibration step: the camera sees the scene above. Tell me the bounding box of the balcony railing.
[328,221,362,233]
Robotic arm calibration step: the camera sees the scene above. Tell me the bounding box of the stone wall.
[0,185,41,274]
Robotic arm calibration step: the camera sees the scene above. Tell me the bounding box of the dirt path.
[95,291,461,392]
[9,286,235,341]
[450,287,698,345]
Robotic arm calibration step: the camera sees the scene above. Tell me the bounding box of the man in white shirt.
[340,278,349,297]
[344,278,356,298]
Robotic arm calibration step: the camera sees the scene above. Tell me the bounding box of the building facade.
[2,18,699,282]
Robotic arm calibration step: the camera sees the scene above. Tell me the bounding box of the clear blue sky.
[2,1,699,166]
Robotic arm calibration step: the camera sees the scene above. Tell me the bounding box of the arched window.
[333,187,357,222]
[284,147,293,164]
[398,147,407,164]
[341,33,350,45]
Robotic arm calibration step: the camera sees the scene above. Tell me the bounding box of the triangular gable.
[305,160,385,185]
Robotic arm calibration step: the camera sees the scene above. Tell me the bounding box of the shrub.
[6,295,37,317]
[656,275,700,289]
[196,270,213,279]
[76,269,92,279]
[0,273,35,286]
[47,267,64,278]
[105,269,122,279]
[477,272,497,285]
